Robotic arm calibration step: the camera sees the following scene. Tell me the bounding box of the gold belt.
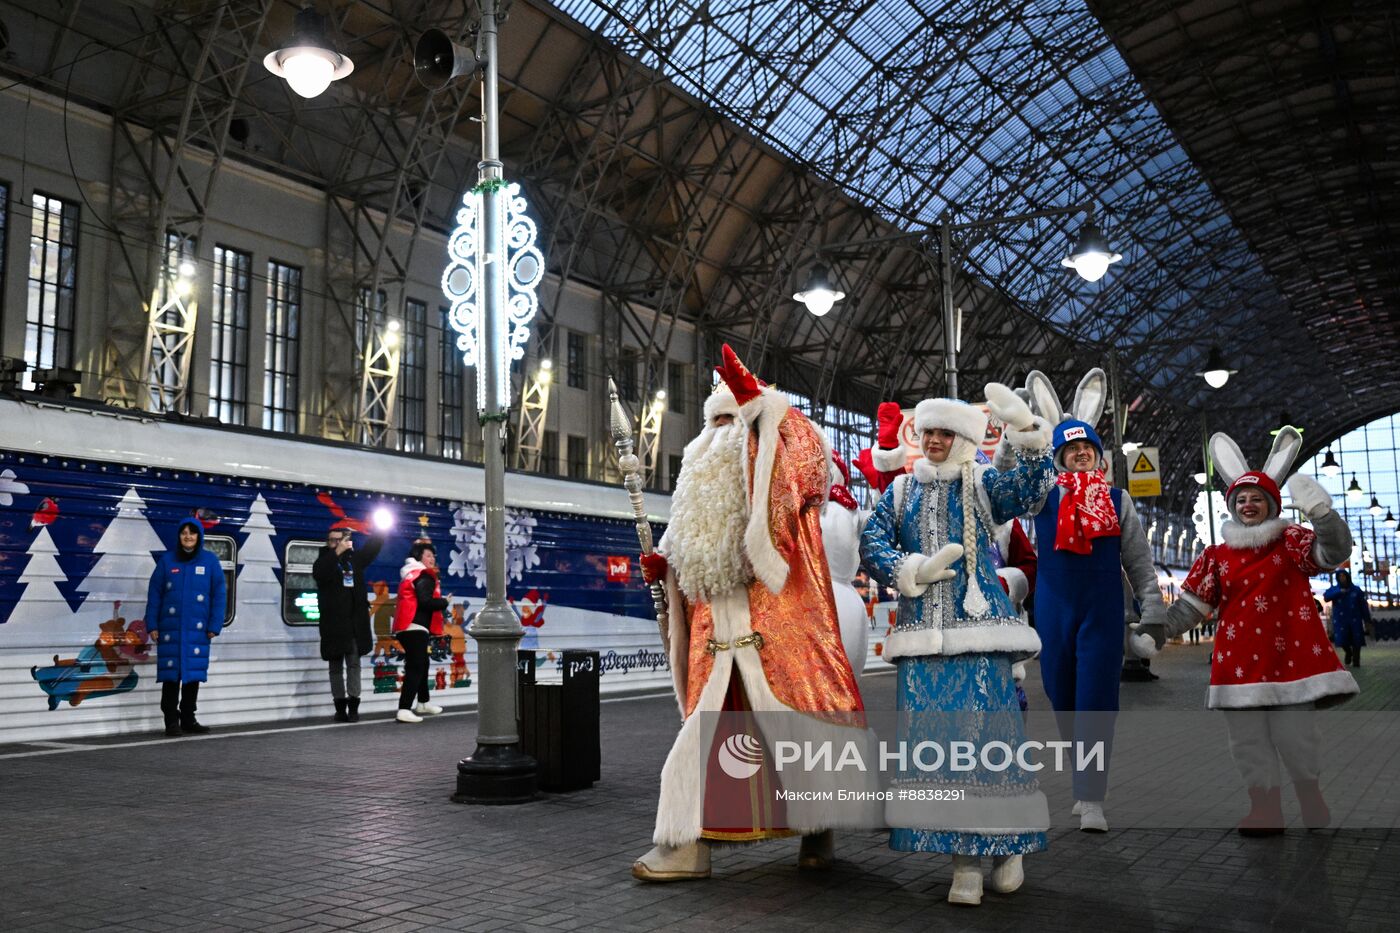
[705,632,765,655]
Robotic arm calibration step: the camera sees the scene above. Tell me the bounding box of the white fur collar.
[1221,518,1287,550]
[912,454,988,484]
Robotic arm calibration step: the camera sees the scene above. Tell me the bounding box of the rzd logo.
[717,733,763,780]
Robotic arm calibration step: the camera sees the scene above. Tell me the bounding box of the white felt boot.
[631,841,711,882]
[396,708,423,724]
[990,855,1024,894]
[948,854,983,906]
[415,701,443,716]
[1079,801,1108,833]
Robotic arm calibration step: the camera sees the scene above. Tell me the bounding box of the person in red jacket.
[392,540,450,724]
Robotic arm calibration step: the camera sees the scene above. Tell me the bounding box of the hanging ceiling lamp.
[1369,494,1384,517]
[1060,218,1122,283]
[263,6,354,99]
[1319,447,1341,477]
[1384,509,1397,530]
[793,263,845,317]
[1196,346,1235,389]
[1346,473,1364,500]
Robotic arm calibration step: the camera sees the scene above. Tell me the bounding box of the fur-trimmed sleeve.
[983,448,1056,525]
[859,483,905,591]
[1118,494,1165,622]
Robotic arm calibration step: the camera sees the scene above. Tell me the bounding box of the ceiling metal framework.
[0,0,1393,521]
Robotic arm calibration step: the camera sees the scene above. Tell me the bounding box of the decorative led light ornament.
[1320,447,1341,477]
[262,6,354,99]
[442,181,544,409]
[1192,490,1230,547]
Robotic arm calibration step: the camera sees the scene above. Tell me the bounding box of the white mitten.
[1011,662,1027,684]
[1128,623,1161,659]
[984,382,1035,431]
[1287,474,1332,520]
[915,543,964,585]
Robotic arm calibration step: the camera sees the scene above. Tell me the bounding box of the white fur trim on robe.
[1207,670,1358,709]
[997,566,1028,610]
[651,585,884,846]
[872,445,908,472]
[882,622,1042,662]
[738,390,796,594]
[895,553,932,598]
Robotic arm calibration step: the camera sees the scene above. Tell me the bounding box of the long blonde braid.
[961,458,989,617]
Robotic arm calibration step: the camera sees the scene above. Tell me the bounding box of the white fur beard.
[667,422,753,603]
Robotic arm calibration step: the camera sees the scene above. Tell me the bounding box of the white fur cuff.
[997,566,1028,608]
[1004,416,1052,453]
[871,446,907,472]
[895,554,931,598]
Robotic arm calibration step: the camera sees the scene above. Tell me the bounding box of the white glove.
[984,382,1035,431]
[1128,623,1161,659]
[1287,474,1332,520]
[914,543,964,585]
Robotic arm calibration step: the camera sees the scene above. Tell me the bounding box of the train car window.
[203,535,238,625]
[283,540,324,625]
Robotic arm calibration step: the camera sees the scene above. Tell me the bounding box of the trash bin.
[518,649,600,791]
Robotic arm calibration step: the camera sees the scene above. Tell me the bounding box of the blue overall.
[1033,486,1124,802]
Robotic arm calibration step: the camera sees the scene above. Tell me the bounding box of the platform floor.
[2,641,1397,932]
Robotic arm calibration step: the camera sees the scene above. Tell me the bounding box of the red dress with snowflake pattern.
[1183,524,1356,709]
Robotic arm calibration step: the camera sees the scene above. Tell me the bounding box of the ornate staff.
[607,377,670,655]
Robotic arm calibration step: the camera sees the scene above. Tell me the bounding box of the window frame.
[24,191,80,387]
[202,534,239,626]
[263,259,302,432]
[209,244,253,424]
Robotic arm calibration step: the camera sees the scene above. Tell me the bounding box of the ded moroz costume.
[632,345,880,882]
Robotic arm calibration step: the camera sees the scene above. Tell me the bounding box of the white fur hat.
[913,398,987,445]
[703,384,740,424]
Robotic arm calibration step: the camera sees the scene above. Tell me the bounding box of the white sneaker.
[1072,800,1083,816]
[1079,801,1108,833]
[414,702,443,716]
[396,708,423,724]
[990,855,1024,894]
[948,854,983,906]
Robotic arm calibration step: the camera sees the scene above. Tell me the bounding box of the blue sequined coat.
[860,450,1054,661]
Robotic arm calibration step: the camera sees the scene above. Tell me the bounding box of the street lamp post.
[794,205,1118,399]
[448,0,537,804]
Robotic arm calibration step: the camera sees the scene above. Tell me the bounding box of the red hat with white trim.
[1226,471,1281,520]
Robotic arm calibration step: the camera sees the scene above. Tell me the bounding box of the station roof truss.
[1,0,1393,518]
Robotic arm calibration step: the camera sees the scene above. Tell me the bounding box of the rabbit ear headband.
[1209,427,1302,489]
[1023,368,1107,426]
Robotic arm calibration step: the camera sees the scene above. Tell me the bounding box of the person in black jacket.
[312,528,385,722]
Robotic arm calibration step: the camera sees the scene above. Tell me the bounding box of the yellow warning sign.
[1127,445,1161,498]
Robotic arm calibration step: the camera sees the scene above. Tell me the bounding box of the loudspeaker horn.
[414,28,478,90]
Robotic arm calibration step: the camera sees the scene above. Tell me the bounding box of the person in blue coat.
[1324,570,1370,667]
[146,520,227,736]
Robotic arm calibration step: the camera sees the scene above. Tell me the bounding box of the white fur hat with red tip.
[702,383,740,424]
[913,398,987,445]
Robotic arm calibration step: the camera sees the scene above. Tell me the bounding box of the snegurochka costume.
[1138,427,1358,834]
[859,387,1053,906]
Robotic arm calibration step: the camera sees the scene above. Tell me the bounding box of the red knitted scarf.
[1054,469,1121,554]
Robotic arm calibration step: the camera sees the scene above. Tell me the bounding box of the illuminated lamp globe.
[262,8,354,100]
[1369,495,1383,517]
[794,264,844,317]
[1060,220,1122,283]
[1346,474,1364,501]
[1196,346,1234,389]
[1319,447,1341,477]
[1384,509,1396,530]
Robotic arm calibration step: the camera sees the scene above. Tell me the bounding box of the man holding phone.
[313,527,385,722]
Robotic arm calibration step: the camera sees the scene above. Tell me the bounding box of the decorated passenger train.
[0,396,680,744]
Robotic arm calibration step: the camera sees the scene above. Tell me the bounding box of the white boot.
[1079,801,1108,833]
[631,841,711,882]
[948,854,983,906]
[414,701,443,716]
[990,855,1024,894]
[1072,800,1083,816]
[396,708,423,724]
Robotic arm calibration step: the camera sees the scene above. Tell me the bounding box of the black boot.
[160,683,181,736]
[334,697,350,722]
[179,682,210,734]
[347,696,361,722]
[164,715,183,737]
